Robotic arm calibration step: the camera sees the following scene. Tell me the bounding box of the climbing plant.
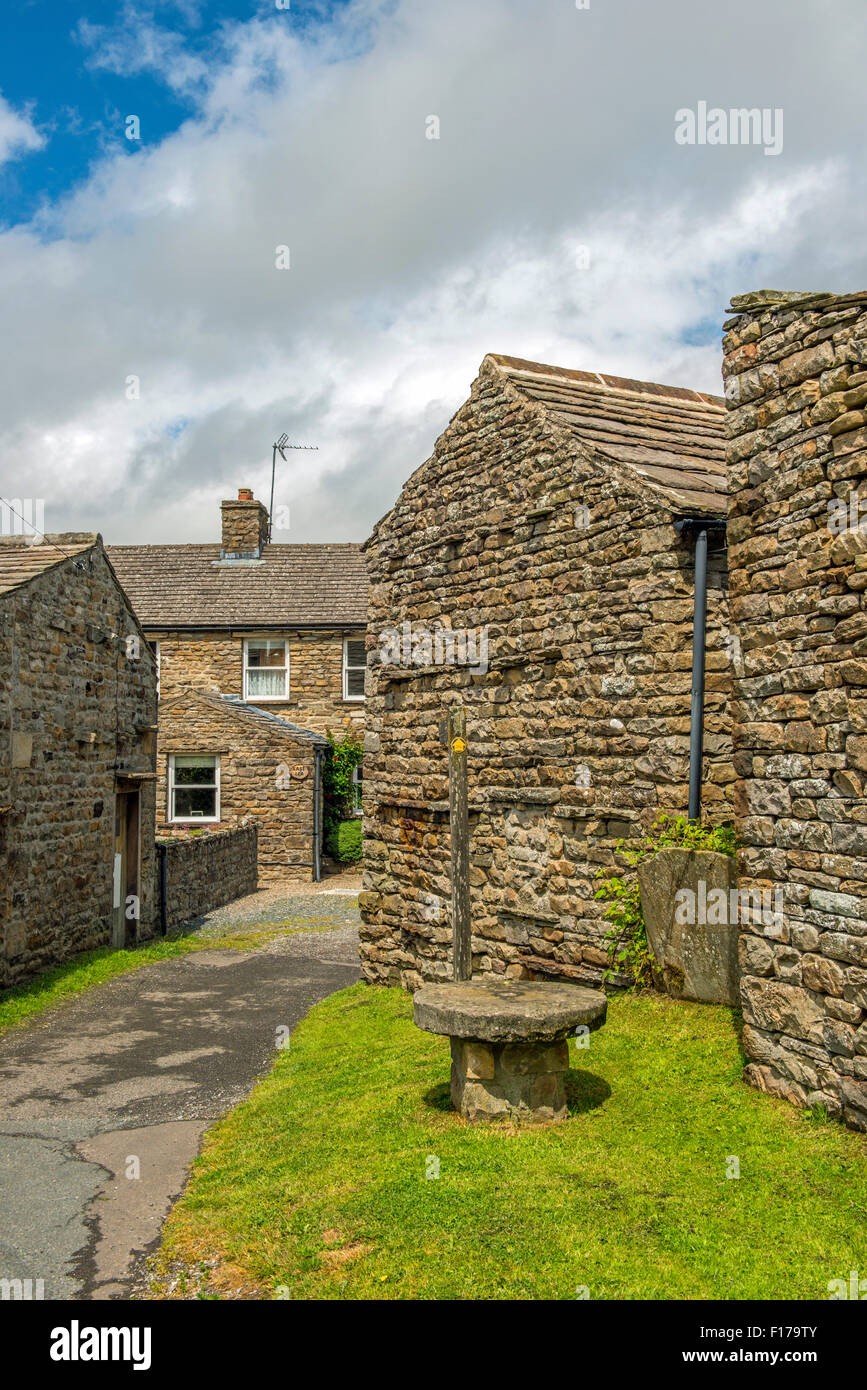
[322,727,364,854]
[594,812,738,988]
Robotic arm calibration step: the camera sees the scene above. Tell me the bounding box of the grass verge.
[149,982,867,1300]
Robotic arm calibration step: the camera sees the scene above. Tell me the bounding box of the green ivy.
[594,812,738,989]
[322,727,364,841]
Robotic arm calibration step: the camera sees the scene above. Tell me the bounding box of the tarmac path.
[0,884,361,1300]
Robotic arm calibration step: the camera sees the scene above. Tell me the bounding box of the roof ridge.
[488,353,724,409]
[0,531,99,547]
[106,541,364,551]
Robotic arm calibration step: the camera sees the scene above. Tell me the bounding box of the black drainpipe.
[313,748,322,883]
[674,517,727,822]
[158,841,168,936]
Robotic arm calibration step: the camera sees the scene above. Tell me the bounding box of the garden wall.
[157,823,258,931]
[724,288,867,1131]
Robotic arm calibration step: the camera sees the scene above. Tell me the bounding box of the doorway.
[112,789,140,948]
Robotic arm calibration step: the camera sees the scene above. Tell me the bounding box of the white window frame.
[351,761,363,816]
[342,636,366,701]
[243,637,289,702]
[168,754,221,824]
[152,640,160,700]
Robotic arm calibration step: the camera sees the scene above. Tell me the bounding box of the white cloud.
[0,92,44,168]
[1,0,865,543]
[75,4,209,97]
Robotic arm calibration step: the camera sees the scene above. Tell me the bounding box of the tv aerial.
[268,432,318,540]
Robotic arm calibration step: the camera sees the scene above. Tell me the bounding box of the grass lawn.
[151,982,867,1300]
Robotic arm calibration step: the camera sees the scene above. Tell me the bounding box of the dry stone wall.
[724,289,867,1131]
[157,823,258,930]
[360,359,734,990]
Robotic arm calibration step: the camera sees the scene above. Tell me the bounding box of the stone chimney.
[220,488,269,560]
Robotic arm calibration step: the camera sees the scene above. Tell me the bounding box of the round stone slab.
[413,979,607,1044]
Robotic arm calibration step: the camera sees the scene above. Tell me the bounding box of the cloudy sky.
[0,0,864,543]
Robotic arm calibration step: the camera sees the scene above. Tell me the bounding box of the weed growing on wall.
[594,813,738,987]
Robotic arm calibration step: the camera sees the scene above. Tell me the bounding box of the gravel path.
[170,878,362,960]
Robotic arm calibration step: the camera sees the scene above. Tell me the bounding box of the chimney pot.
[220,488,269,560]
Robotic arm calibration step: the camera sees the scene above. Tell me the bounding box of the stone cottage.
[0,533,158,987]
[157,689,327,882]
[109,489,368,881]
[359,354,734,991]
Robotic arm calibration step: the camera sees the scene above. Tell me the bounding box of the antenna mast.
[268,433,319,540]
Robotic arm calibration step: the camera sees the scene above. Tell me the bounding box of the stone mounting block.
[414,980,607,1125]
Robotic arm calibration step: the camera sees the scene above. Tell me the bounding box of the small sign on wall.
[275,761,309,788]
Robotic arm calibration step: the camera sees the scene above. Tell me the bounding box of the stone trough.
[414,979,607,1124]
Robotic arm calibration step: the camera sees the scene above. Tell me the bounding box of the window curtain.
[247,667,285,697]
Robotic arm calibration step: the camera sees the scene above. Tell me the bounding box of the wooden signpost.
[447,705,472,982]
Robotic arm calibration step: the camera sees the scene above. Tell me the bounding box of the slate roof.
[161,689,328,745]
[489,354,727,515]
[106,543,368,630]
[217,694,328,745]
[0,534,98,599]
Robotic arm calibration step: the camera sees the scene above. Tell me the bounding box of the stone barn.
[360,290,867,1134]
[0,534,157,987]
[359,353,734,991]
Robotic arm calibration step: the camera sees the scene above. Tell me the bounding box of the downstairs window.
[169,754,220,823]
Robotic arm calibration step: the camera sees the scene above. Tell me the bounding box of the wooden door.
[112,790,140,948]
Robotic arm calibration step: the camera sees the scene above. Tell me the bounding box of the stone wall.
[157,823,258,930]
[360,358,734,990]
[724,289,867,1132]
[152,629,365,738]
[156,689,324,882]
[0,540,157,988]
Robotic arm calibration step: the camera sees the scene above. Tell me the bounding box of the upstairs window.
[343,637,366,701]
[244,638,288,700]
[169,755,220,823]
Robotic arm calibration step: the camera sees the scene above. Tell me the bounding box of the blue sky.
[0,0,864,543]
[0,1,351,222]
